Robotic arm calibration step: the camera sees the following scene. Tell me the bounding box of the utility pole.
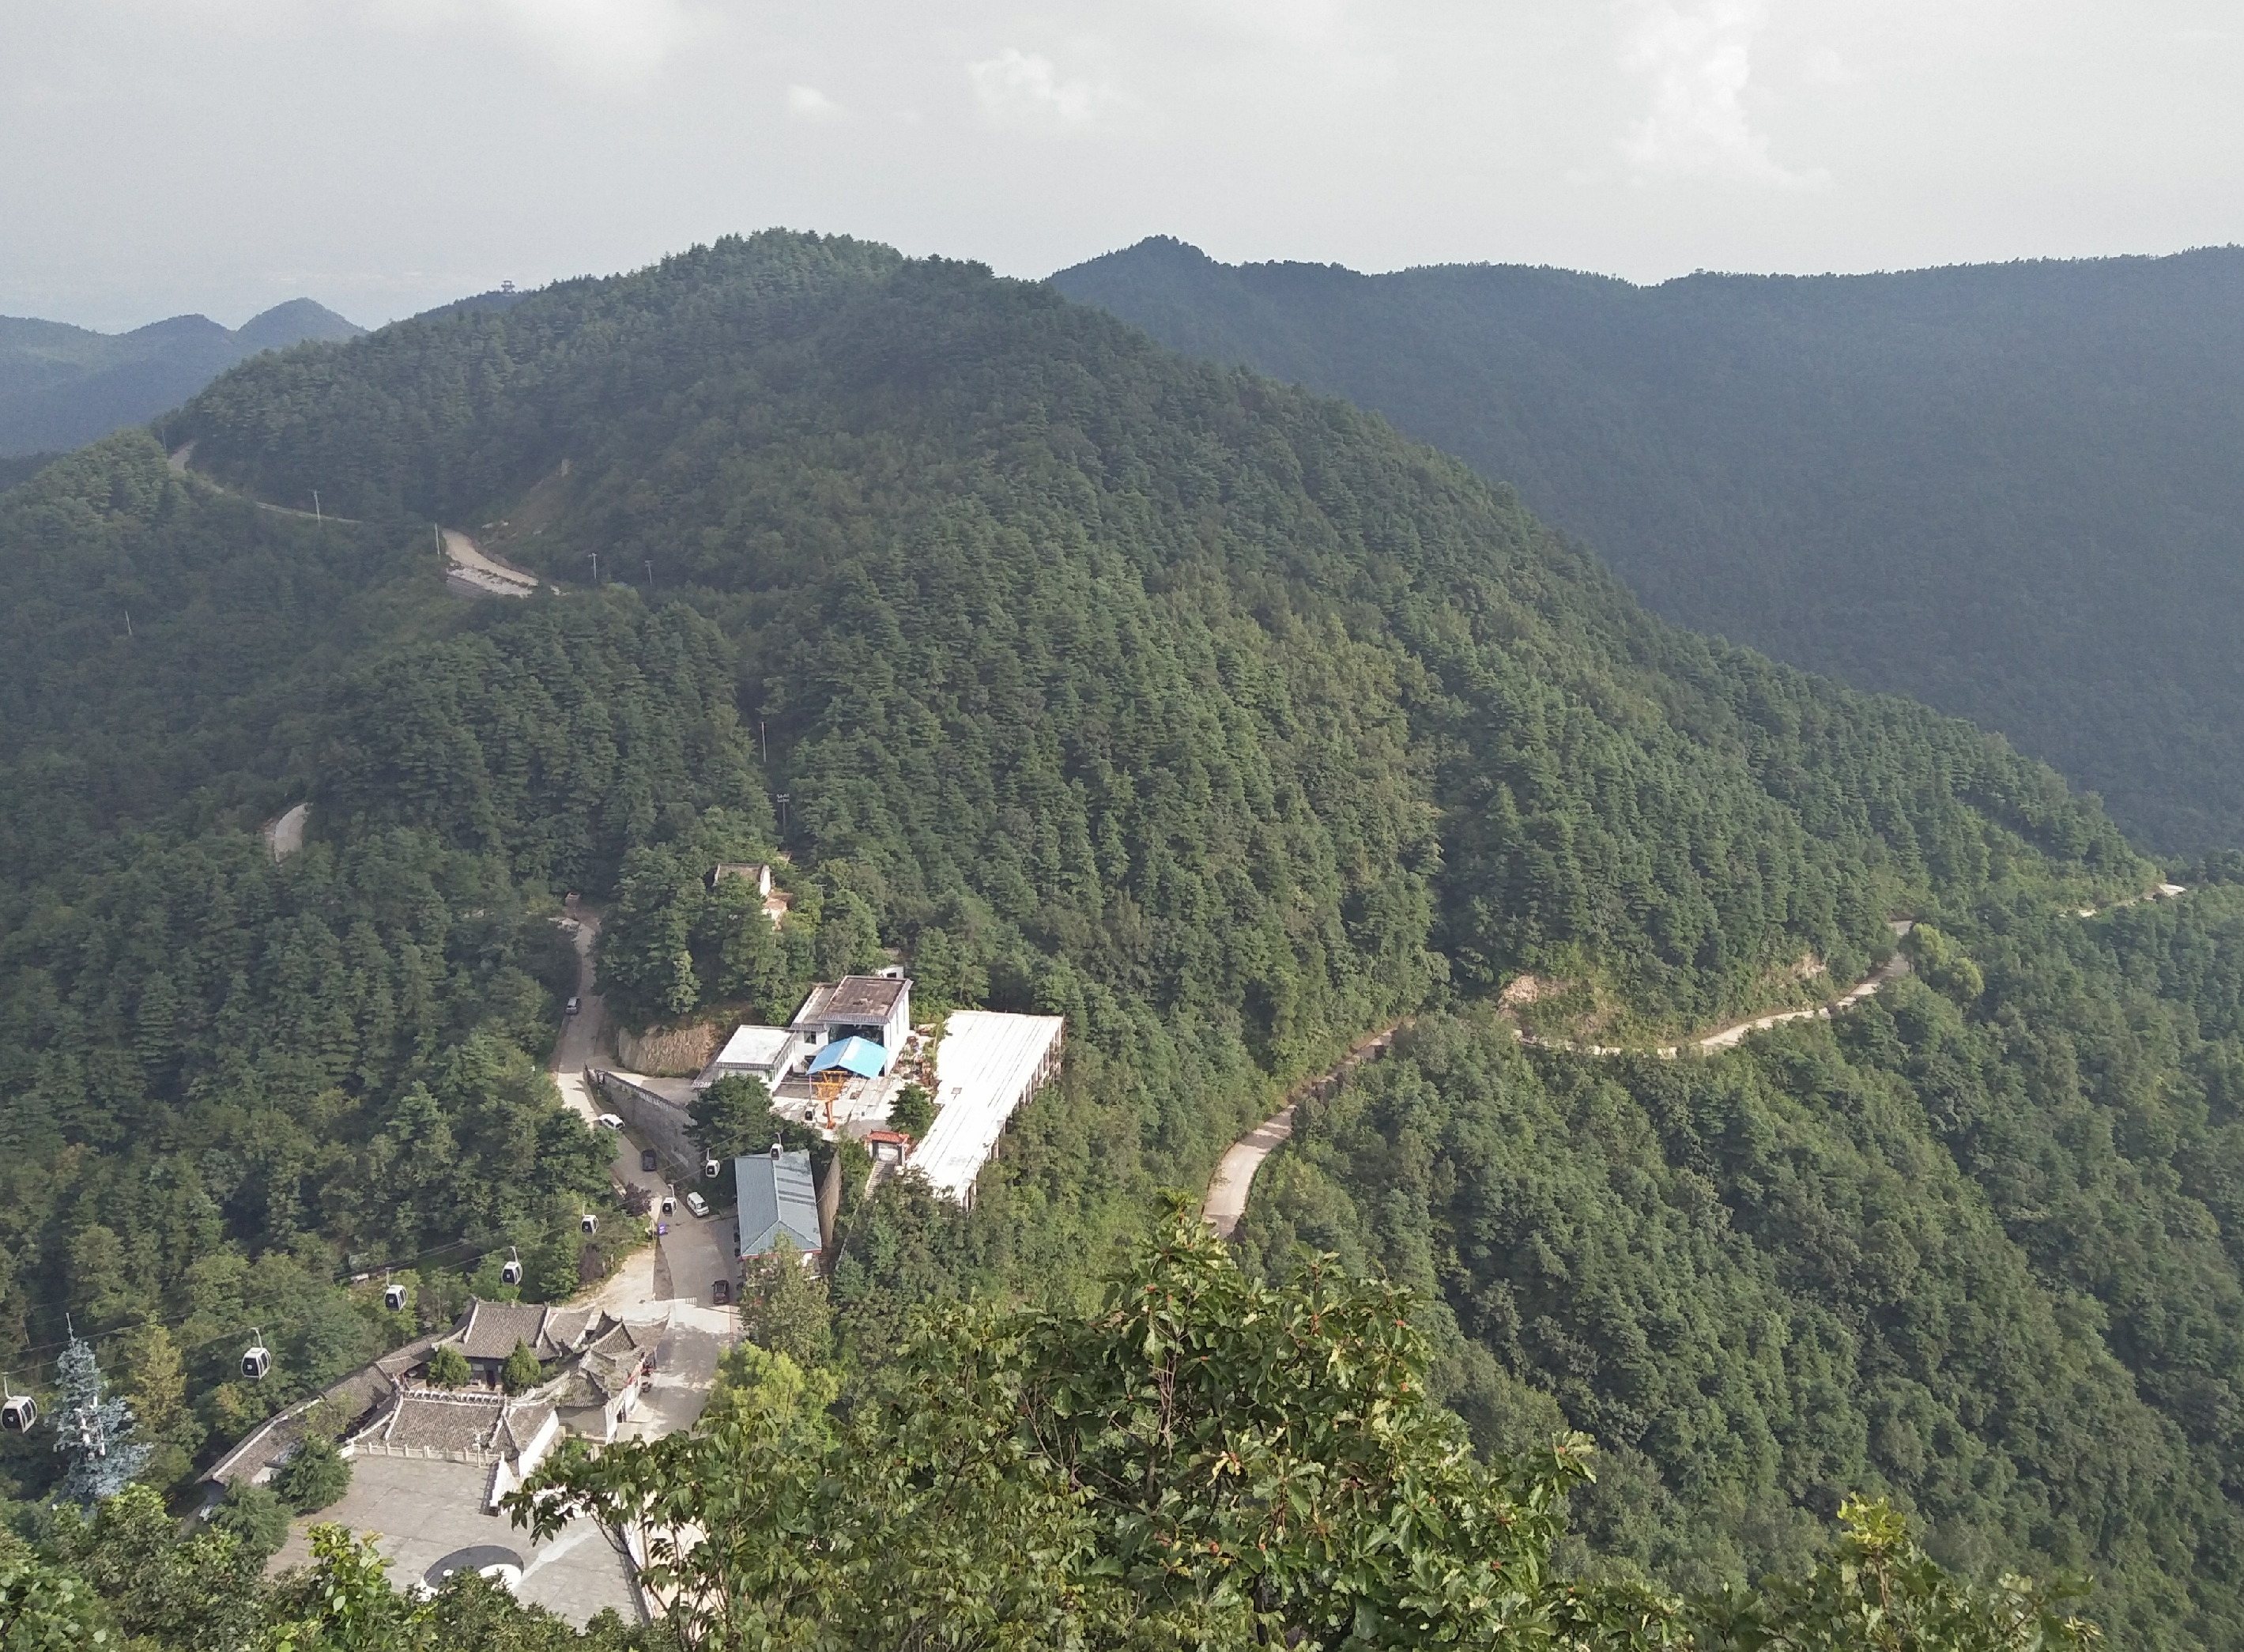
[123,611,131,639]
[312,490,322,524]
[645,559,654,594]
[760,720,767,764]
[772,793,790,836]
[590,553,600,585]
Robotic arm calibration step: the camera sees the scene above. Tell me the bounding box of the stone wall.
[591,1070,703,1182]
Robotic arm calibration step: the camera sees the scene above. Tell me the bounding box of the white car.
[595,1112,625,1130]
[684,1190,710,1218]
[565,996,581,1016]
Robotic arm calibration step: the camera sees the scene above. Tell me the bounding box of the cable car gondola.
[1,1373,35,1433]
[384,1278,408,1313]
[241,1328,272,1382]
[703,1157,719,1180]
[500,1247,523,1287]
[579,1213,597,1235]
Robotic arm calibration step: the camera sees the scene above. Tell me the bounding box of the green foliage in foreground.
[502,1213,2087,1650]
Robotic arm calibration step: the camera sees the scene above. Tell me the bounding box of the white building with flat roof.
[699,1024,805,1092]
[792,974,912,1072]
[911,1010,1065,1205]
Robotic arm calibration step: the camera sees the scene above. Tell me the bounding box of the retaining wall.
[615,1022,721,1077]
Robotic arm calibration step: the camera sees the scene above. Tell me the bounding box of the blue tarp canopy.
[807,1035,887,1078]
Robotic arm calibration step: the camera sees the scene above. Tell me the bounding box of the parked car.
[684,1190,710,1218]
[595,1112,624,1130]
[640,1148,658,1173]
[565,996,580,1016]
[711,1278,732,1307]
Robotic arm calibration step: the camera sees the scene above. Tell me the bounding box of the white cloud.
[1800,46,1854,87]
[787,84,840,119]
[1186,0,1352,53]
[1617,0,1823,187]
[966,48,1113,129]
[345,0,699,89]
[491,0,700,85]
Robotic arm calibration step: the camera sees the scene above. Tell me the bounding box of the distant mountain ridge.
[1051,238,2244,853]
[0,296,361,458]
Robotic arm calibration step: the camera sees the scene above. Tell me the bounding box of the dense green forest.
[0,437,761,1501]
[0,300,360,458]
[2,1219,2099,1650]
[1053,238,2244,854]
[1245,873,2244,1646]
[0,229,2231,1645]
[0,452,54,493]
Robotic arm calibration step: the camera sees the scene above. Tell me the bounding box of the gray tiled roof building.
[735,1146,823,1259]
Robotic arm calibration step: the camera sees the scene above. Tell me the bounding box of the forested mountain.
[0,230,2235,1644]
[1245,876,2244,1646]
[1052,239,2244,854]
[0,298,361,458]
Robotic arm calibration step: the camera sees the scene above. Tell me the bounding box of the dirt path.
[164,449,559,602]
[441,527,544,598]
[1202,930,1918,1234]
[166,442,364,523]
[2076,882,2187,918]
[1203,1021,1406,1239]
[1204,888,2193,1231]
[263,802,308,862]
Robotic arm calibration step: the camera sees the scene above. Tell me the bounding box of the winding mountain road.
[1205,888,2191,1235]
[1203,1022,1406,1239]
[164,448,548,600]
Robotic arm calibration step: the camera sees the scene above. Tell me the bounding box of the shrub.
[276,1436,351,1514]
[425,1345,472,1389]
[887,1083,935,1140]
[210,1482,292,1559]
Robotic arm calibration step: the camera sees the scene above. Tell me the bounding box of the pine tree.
[501,1338,542,1395]
[52,1331,149,1507]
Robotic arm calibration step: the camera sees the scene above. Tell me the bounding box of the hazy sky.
[6,0,2242,330]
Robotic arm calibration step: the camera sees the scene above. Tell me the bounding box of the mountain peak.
[236,297,364,350]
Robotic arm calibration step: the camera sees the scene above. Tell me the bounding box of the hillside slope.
[6,232,2235,1640]
[0,299,361,457]
[1051,239,2244,854]
[168,233,2146,1047]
